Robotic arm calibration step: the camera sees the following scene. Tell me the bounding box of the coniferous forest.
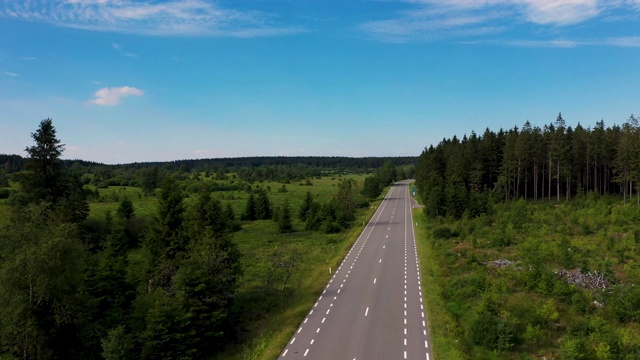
[414,114,640,359]
[416,114,640,219]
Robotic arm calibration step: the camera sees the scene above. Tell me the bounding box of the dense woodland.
[415,114,640,359]
[0,119,412,359]
[416,114,640,219]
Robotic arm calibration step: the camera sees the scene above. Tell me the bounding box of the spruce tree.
[19,119,88,223]
[116,197,135,220]
[243,193,257,220]
[278,199,293,233]
[21,118,66,205]
[298,191,315,221]
[255,191,272,220]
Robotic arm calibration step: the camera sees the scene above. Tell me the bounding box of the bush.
[323,221,342,234]
[469,313,514,351]
[607,284,640,323]
[433,226,457,240]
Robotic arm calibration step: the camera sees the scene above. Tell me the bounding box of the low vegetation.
[417,196,640,359]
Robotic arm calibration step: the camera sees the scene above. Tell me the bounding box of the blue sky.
[1,0,640,164]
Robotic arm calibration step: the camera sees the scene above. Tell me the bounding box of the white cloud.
[360,0,639,43]
[90,86,144,106]
[465,36,640,47]
[523,0,601,25]
[3,71,20,77]
[0,0,303,37]
[602,36,640,47]
[404,0,603,25]
[21,56,38,60]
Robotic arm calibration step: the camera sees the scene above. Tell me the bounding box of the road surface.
[279,181,432,360]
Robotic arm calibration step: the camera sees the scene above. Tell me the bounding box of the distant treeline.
[1,154,416,174]
[416,113,640,219]
[1,154,416,189]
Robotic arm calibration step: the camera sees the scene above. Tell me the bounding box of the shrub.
[433,225,455,240]
[322,221,342,234]
[469,313,514,351]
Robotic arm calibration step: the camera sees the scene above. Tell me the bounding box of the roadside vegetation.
[0,119,414,359]
[414,114,640,359]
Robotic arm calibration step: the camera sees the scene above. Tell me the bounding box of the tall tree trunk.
[534,164,538,201]
[557,160,560,202]
[517,159,521,199]
[525,170,529,200]
[548,158,552,201]
[593,161,596,194]
[566,169,570,201]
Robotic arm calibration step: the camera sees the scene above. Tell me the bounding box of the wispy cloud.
[89,86,144,106]
[112,43,137,57]
[359,0,640,44]
[0,0,303,37]
[465,36,640,48]
[3,71,20,77]
[21,56,38,60]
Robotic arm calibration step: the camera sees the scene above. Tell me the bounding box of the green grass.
[87,186,157,220]
[413,196,468,360]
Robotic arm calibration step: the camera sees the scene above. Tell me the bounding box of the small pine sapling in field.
[117,197,135,220]
[278,199,293,233]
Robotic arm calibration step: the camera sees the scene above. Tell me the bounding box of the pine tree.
[21,118,66,205]
[243,193,257,221]
[298,191,315,221]
[278,199,293,233]
[19,119,88,223]
[255,191,272,220]
[116,197,135,220]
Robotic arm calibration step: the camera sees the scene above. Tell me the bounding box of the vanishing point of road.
[279,181,433,360]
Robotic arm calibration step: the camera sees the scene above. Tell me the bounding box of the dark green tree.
[141,167,160,195]
[224,202,235,222]
[172,234,241,357]
[86,229,135,333]
[298,191,315,221]
[116,197,135,220]
[255,191,272,220]
[335,178,359,226]
[17,119,89,223]
[0,205,87,359]
[56,171,90,223]
[362,175,383,199]
[379,161,397,186]
[146,177,187,291]
[188,189,228,238]
[21,118,66,205]
[242,193,257,221]
[278,199,293,233]
[0,171,9,187]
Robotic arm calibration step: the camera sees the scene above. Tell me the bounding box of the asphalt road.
[279,181,433,360]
